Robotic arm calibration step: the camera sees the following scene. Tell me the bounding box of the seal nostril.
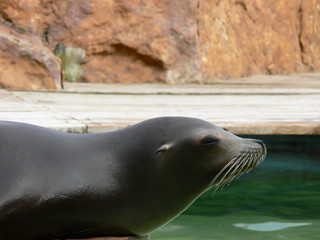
[251,139,265,147]
[246,139,266,153]
[252,139,263,145]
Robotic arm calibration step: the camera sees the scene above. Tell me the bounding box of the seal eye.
[201,136,219,147]
[155,144,171,155]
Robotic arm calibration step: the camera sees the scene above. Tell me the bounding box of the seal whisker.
[238,151,253,177]
[222,157,247,186]
[233,151,251,176]
[210,159,236,189]
[215,150,249,189]
[215,146,265,190]
[243,149,257,173]
[219,164,243,188]
[209,152,240,188]
[236,154,249,175]
[214,159,239,190]
[258,147,267,165]
[253,149,262,167]
[246,150,256,171]
[254,149,261,163]
[209,139,266,198]
[228,152,252,183]
[234,153,251,179]
[215,154,242,187]
[210,156,239,196]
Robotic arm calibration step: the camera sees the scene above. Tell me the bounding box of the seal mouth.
[209,143,267,191]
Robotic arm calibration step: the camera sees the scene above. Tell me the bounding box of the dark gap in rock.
[298,2,304,56]
[43,29,50,44]
[235,1,248,11]
[0,19,31,35]
[0,10,12,24]
[110,43,166,70]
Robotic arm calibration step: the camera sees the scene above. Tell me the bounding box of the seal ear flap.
[155,144,171,155]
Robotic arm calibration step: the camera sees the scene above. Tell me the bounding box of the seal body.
[0,117,266,240]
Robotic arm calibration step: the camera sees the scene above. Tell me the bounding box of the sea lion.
[0,117,266,240]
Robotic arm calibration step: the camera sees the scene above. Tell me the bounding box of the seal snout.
[241,138,267,169]
[209,137,267,190]
[250,139,267,153]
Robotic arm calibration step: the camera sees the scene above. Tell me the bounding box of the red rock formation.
[42,0,201,83]
[0,0,319,88]
[299,0,320,72]
[199,0,320,80]
[0,23,62,90]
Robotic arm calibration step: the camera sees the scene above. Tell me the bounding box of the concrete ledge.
[1,73,320,135]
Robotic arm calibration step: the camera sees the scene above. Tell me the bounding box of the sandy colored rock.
[299,0,320,72]
[0,23,62,90]
[0,0,44,33]
[44,0,201,83]
[0,0,320,85]
[1,0,201,84]
[199,0,320,81]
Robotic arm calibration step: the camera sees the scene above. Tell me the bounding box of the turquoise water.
[152,136,320,240]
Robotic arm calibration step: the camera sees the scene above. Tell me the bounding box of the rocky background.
[0,0,319,89]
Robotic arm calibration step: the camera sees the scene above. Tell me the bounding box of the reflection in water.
[233,222,312,231]
[153,135,320,240]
